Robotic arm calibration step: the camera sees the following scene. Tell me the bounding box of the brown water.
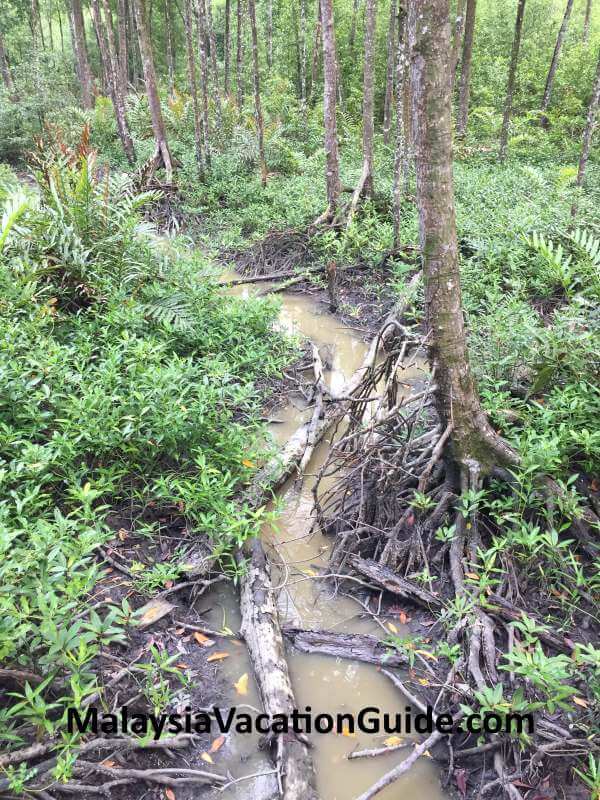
[204,277,445,800]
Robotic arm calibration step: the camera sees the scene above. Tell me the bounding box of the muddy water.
[205,279,444,800]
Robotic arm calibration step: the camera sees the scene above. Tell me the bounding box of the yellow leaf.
[384,736,404,747]
[193,632,215,647]
[101,760,117,768]
[200,752,214,764]
[210,735,226,753]
[340,723,356,738]
[417,677,430,686]
[175,663,189,669]
[387,622,398,634]
[234,673,249,695]
[415,649,438,662]
[242,459,256,468]
[165,790,176,800]
[465,572,479,580]
[207,651,230,662]
[573,696,589,708]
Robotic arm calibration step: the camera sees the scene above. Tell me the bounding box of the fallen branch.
[283,628,407,667]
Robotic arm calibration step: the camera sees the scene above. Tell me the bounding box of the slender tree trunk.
[409,0,517,472]
[101,0,127,97]
[165,0,175,96]
[456,0,476,137]
[267,0,273,70]
[393,4,407,248]
[48,16,55,51]
[0,31,17,99]
[300,0,308,113]
[184,0,207,174]
[32,0,46,50]
[499,0,526,161]
[571,49,600,216]
[132,0,174,181]
[224,0,231,94]
[348,0,360,60]
[91,0,136,162]
[58,10,65,52]
[205,0,222,122]
[583,0,592,42]
[194,0,212,150]
[128,0,140,86]
[383,0,397,144]
[540,0,574,126]
[451,0,466,85]
[71,0,95,108]
[321,0,341,213]
[247,0,267,186]
[236,0,244,107]
[117,0,129,90]
[351,0,376,211]
[309,0,322,102]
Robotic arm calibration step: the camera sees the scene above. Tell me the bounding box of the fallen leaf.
[137,599,176,630]
[387,622,398,634]
[416,649,438,662]
[200,752,214,764]
[234,673,249,695]
[175,663,189,669]
[454,768,467,797]
[210,735,226,753]
[165,789,176,800]
[118,528,128,541]
[193,632,215,647]
[242,459,256,468]
[573,696,589,708]
[207,652,230,662]
[398,611,409,625]
[417,677,430,686]
[101,760,117,768]
[465,572,479,580]
[384,736,404,747]
[340,723,356,738]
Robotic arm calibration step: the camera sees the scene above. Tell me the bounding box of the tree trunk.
[58,11,65,53]
[321,0,341,213]
[205,0,222,122]
[165,0,175,97]
[348,0,360,60]
[583,0,592,42]
[0,30,17,99]
[132,0,174,182]
[184,0,207,175]
[540,0,574,127]
[499,0,526,161]
[571,49,600,216]
[309,0,322,102]
[359,0,376,195]
[392,3,408,248]
[71,0,95,108]
[267,0,273,70]
[409,0,517,472]
[117,0,129,90]
[194,0,212,156]
[48,16,55,51]
[383,0,397,145]
[128,0,141,86]
[236,0,244,107]
[91,0,136,163]
[451,0,466,85]
[224,0,231,94]
[239,542,319,800]
[456,0,476,137]
[247,0,267,186]
[300,0,308,113]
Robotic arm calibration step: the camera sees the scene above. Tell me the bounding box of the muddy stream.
[203,278,445,800]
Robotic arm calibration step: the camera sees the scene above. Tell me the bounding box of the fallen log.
[239,540,319,800]
[349,556,442,608]
[220,265,322,286]
[283,628,407,667]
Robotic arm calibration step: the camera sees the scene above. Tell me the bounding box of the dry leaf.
[137,599,176,630]
[175,663,189,669]
[210,735,225,753]
[200,752,214,764]
[118,528,128,541]
[242,459,256,468]
[193,632,215,647]
[573,696,589,708]
[415,649,438,662]
[417,677,430,686]
[165,789,176,800]
[207,651,230,662]
[387,622,398,634]
[234,673,249,695]
[340,723,356,738]
[384,736,403,747]
[101,760,117,768]
[465,572,479,580]
[398,611,409,625]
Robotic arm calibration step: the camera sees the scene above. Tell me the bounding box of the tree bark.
[409,0,517,472]
[309,0,322,101]
[284,628,408,667]
[117,0,129,91]
[58,11,65,53]
[91,0,136,163]
[499,0,526,161]
[0,30,17,99]
[348,0,361,60]
[451,0,466,84]
[571,49,600,216]
[224,0,231,94]
[239,542,319,800]
[236,0,244,107]
[247,0,267,186]
[165,0,175,97]
[540,0,574,127]
[184,0,207,175]
[359,0,376,195]
[205,0,222,122]
[392,3,408,248]
[321,0,341,213]
[194,0,212,157]
[456,0,476,137]
[383,0,398,145]
[267,0,273,70]
[71,0,95,108]
[583,0,592,42]
[300,0,308,113]
[132,0,174,182]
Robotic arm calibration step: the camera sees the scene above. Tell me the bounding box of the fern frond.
[0,193,29,253]
[570,228,600,267]
[141,290,194,330]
